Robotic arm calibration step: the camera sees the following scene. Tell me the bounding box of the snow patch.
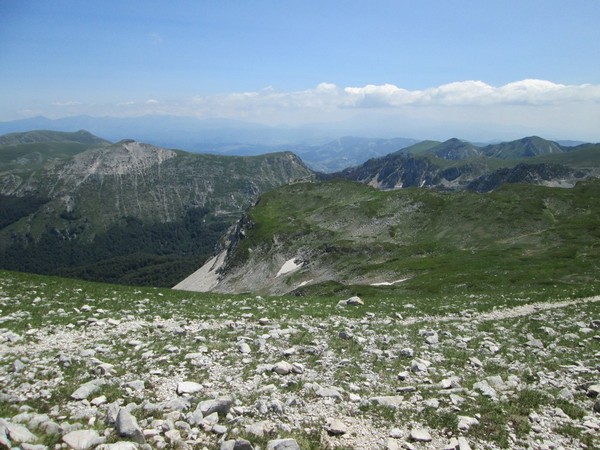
[370,278,410,286]
[276,258,303,278]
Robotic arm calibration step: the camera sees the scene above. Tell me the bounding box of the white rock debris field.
[0,275,599,450]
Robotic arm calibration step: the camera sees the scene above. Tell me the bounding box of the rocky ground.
[0,273,599,450]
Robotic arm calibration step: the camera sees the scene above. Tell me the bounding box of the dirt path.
[401,295,600,326]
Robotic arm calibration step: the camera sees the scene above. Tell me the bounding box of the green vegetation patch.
[227,178,600,297]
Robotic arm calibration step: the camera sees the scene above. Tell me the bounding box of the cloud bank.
[343,79,600,107]
[190,79,600,111]
[13,79,600,141]
[181,79,600,124]
[183,79,600,140]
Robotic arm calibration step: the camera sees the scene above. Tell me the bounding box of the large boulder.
[266,439,301,450]
[198,396,234,417]
[221,439,254,450]
[62,430,106,450]
[115,408,145,444]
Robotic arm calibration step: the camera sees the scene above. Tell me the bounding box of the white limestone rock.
[176,381,203,395]
[71,380,103,400]
[409,428,432,442]
[62,429,106,450]
[324,418,347,436]
[0,419,38,444]
[272,361,294,375]
[115,408,145,444]
[266,439,301,450]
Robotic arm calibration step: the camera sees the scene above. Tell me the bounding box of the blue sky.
[1,0,600,140]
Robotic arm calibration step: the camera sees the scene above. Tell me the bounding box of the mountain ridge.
[1,116,593,172]
[0,129,110,146]
[332,136,599,190]
[2,129,599,289]
[0,133,314,286]
[176,177,600,295]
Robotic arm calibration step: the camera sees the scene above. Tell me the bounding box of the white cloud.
[316,82,338,93]
[184,79,600,118]
[496,79,600,105]
[422,80,495,105]
[342,79,600,107]
[174,80,597,140]
[12,79,596,141]
[343,84,417,107]
[52,100,81,107]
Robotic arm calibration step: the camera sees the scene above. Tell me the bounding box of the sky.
[1,0,600,141]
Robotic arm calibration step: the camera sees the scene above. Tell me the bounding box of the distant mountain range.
[175,135,600,294]
[1,128,599,290]
[1,115,589,172]
[0,115,422,172]
[332,136,599,191]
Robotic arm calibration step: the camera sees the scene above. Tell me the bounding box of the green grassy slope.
[0,130,111,175]
[1,268,598,449]
[0,129,109,146]
[218,178,600,296]
[395,140,441,155]
[480,136,564,159]
[527,143,600,170]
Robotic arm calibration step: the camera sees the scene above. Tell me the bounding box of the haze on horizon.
[1,0,600,142]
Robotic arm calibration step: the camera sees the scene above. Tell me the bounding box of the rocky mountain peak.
[65,141,178,177]
[431,139,481,160]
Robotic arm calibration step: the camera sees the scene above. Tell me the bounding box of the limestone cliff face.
[1,141,176,195]
[55,140,177,178]
[38,141,182,226]
[0,138,314,246]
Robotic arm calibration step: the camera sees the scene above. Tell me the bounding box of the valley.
[2,130,600,292]
[4,2,600,449]
[0,129,600,449]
